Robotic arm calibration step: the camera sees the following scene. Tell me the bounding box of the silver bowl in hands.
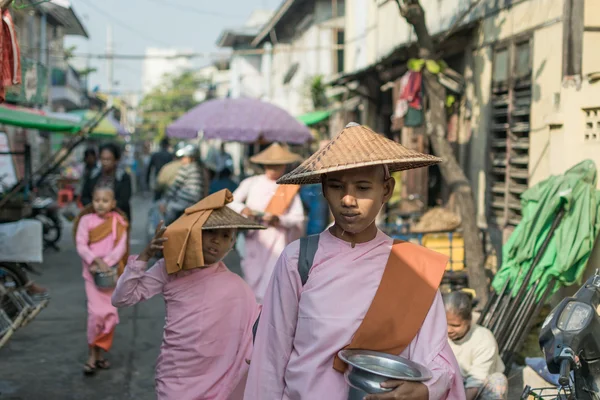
[93,268,118,290]
[338,350,432,395]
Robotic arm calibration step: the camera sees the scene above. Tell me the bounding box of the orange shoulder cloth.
[333,240,448,372]
[264,184,300,216]
[73,205,130,276]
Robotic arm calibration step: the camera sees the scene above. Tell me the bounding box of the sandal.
[83,363,96,376]
[95,359,111,370]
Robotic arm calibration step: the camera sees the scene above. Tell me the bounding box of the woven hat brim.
[249,155,302,165]
[202,206,265,230]
[277,157,442,185]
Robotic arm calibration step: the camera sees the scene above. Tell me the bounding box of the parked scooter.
[524,271,600,399]
[31,196,62,250]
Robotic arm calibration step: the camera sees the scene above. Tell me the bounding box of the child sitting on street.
[112,189,263,400]
[74,185,129,376]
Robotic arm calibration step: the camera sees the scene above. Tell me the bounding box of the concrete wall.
[343,0,527,75]
[463,0,566,231]
[230,54,263,99]
[269,19,339,116]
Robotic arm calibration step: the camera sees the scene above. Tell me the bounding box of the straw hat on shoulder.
[277,122,442,185]
[250,143,303,165]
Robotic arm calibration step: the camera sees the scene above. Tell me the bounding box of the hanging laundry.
[400,70,423,109]
[393,72,411,120]
[0,9,22,103]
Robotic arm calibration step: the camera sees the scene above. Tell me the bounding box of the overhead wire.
[145,0,245,19]
[78,0,171,46]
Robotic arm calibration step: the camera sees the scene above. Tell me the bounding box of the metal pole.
[478,279,507,326]
[502,280,555,370]
[107,25,114,106]
[498,281,537,353]
[489,294,512,335]
[492,207,566,343]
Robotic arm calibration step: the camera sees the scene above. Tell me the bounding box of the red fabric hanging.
[0,8,22,102]
[399,71,422,109]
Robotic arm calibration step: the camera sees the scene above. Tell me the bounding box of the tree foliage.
[309,75,329,110]
[138,71,207,141]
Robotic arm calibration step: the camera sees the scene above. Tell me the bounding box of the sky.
[65,0,280,98]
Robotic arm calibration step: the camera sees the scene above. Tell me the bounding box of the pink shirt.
[112,257,261,400]
[229,174,305,302]
[244,229,465,400]
[75,212,128,283]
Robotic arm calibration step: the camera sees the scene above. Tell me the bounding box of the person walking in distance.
[228,143,305,302]
[147,138,174,200]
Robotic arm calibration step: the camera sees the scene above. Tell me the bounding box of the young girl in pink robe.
[75,186,128,375]
[244,123,465,400]
[112,190,263,400]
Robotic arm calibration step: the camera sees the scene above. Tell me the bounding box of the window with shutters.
[489,37,532,228]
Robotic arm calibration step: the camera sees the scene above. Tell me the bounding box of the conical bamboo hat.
[277,122,442,185]
[202,205,265,230]
[249,143,303,165]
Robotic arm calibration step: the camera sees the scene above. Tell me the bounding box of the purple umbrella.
[166,98,313,144]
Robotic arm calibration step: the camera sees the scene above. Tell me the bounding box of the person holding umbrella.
[229,143,305,302]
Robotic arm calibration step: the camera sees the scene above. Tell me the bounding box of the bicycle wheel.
[0,263,28,321]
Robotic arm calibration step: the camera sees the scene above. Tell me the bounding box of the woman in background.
[81,142,133,222]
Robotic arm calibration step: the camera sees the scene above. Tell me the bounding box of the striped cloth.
[164,163,205,211]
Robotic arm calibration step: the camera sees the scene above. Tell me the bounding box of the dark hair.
[443,291,473,321]
[160,138,170,149]
[93,185,115,197]
[99,142,122,161]
[84,148,97,159]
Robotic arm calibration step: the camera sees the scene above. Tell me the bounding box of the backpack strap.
[298,234,320,286]
[252,234,321,343]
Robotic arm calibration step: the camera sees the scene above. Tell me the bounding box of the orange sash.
[264,184,300,216]
[333,240,448,372]
[73,205,130,276]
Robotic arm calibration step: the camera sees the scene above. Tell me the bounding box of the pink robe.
[112,257,261,400]
[75,212,128,350]
[229,174,304,303]
[244,229,465,400]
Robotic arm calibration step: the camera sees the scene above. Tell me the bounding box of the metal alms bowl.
[93,269,118,290]
[338,350,432,394]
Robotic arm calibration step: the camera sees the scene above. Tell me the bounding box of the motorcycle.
[31,196,62,250]
[523,271,600,399]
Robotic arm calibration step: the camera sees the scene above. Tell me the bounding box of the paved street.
[0,195,246,400]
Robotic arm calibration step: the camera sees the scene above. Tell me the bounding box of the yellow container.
[421,232,465,271]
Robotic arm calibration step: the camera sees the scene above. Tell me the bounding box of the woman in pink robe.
[229,173,304,302]
[75,209,128,374]
[112,257,260,400]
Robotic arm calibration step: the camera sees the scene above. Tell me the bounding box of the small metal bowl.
[93,269,117,290]
[338,350,432,394]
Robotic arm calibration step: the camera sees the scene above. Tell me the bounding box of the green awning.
[0,106,82,132]
[297,110,332,126]
[69,109,121,137]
